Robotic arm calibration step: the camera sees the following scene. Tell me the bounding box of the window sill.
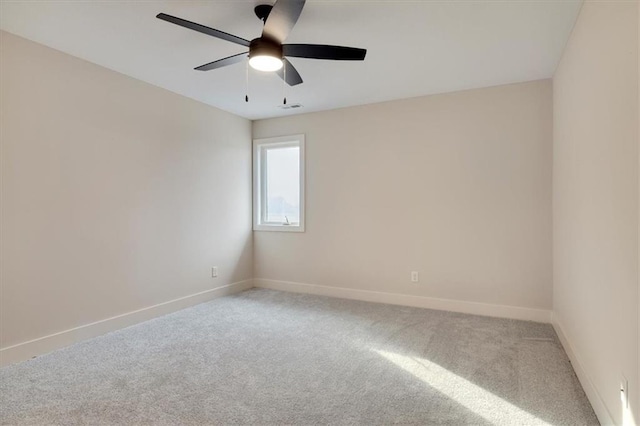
[253,224,305,233]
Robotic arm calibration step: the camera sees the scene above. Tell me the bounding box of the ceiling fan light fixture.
[248,38,283,72]
[249,55,283,72]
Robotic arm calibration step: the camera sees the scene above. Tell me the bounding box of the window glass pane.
[266,146,300,224]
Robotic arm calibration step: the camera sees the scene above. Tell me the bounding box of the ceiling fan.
[156,0,367,87]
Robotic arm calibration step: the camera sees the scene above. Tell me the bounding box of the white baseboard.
[552,315,614,425]
[254,278,552,323]
[0,280,253,367]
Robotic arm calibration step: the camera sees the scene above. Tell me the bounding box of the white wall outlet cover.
[411,271,419,282]
[211,267,218,278]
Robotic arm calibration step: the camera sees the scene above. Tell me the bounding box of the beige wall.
[253,80,553,311]
[0,32,253,349]
[2,9,638,422]
[553,1,639,424]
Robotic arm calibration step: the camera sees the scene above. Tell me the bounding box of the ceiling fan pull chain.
[283,63,287,105]
[245,59,249,103]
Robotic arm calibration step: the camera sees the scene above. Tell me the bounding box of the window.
[253,134,305,232]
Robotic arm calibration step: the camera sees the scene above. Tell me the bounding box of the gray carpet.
[1,289,598,425]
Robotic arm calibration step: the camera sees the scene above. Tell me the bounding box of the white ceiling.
[0,0,582,120]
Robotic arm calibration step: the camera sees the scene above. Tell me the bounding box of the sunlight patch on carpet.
[374,349,551,426]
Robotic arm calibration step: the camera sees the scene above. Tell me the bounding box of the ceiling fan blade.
[262,0,306,44]
[276,59,303,86]
[195,52,248,71]
[157,13,250,47]
[284,44,367,60]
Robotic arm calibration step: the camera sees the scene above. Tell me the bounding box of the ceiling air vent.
[279,103,303,110]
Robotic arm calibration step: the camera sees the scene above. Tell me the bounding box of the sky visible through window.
[266,146,300,224]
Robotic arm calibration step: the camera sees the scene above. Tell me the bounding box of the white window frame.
[253,134,305,232]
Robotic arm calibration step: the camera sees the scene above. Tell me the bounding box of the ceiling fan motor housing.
[249,38,283,59]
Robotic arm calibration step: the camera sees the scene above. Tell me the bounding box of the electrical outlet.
[411,271,419,282]
[620,375,628,408]
[211,267,218,278]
